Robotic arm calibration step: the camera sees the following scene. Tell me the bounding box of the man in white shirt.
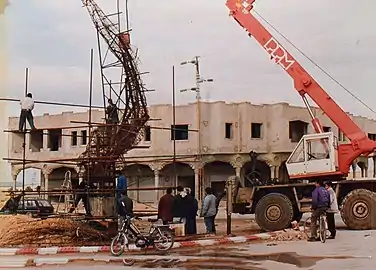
[19,93,36,131]
[325,181,338,239]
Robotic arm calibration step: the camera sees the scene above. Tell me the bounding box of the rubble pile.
[270,229,308,242]
[0,216,109,247]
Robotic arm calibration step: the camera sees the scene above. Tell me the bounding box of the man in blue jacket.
[116,170,127,196]
[308,179,330,242]
[115,170,127,214]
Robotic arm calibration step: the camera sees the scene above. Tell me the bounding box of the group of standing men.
[158,186,224,235]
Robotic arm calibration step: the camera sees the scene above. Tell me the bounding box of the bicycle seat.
[147,218,159,223]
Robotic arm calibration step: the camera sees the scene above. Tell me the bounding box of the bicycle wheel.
[153,229,175,252]
[303,217,312,238]
[122,258,136,266]
[110,233,128,256]
[319,216,326,243]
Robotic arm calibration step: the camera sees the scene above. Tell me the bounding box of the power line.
[253,10,376,116]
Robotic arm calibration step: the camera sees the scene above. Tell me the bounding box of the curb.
[0,232,275,257]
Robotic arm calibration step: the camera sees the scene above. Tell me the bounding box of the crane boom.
[226,0,376,177]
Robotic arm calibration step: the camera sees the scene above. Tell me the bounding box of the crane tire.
[255,193,294,232]
[340,189,376,230]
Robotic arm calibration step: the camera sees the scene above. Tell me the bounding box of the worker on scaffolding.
[69,179,92,217]
[18,93,36,132]
[105,99,119,125]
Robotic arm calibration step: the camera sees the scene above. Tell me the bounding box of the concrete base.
[89,197,116,217]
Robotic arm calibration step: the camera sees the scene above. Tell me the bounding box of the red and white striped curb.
[0,232,275,256]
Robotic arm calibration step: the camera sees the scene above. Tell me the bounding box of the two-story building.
[7,101,376,202]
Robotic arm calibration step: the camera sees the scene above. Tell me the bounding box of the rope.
[253,10,376,116]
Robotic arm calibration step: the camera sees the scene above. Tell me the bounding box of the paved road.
[24,267,174,270]
[244,230,376,269]
[15,230,374,269]
[9,215,374,269]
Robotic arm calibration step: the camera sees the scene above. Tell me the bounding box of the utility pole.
[180,56,213,201]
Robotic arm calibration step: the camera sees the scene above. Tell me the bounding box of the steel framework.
[0,0,200,219]
[79,0,149,191]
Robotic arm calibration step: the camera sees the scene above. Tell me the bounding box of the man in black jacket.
[69,179,93,216]
[185,187,198,234]
[117,191,133,229]
[172,186,188,223]
[117,191,133,217]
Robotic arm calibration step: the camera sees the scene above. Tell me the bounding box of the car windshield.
[37,200,52,207]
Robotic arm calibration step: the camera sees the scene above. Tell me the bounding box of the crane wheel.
[340,189,376,230]
[255,193,294,232]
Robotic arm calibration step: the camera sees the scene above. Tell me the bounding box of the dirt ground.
[0,200,301,248]
[0,215,111,247]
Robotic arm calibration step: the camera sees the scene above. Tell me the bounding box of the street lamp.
[179,56,214,201]
[180,87,199,93]
[197,78,214,83]
[180,60,197,66]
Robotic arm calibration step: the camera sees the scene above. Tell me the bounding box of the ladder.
[56,170,75,213]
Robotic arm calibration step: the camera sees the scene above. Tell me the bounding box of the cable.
[253,10,376,115]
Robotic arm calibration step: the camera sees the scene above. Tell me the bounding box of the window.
[29,130,43,152]
[37,200,52,207]
[289,120,308,142]
[71,131,78,146]
[171,125,189,140]
[306,137,330,160]
[18,200,36,209]
[288,141,305,163]
[251,123,262,139]
[48,129,62,151]
[225,123,233,139]
[323,126,331,132]
[368,133,376,141]
[81,130,87,145]
[144,126,151,141]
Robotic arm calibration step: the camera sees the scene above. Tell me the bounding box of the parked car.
[17,198,54,218]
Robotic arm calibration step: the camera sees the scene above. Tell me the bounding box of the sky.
[1,0,376,118]
[0,0,375,182]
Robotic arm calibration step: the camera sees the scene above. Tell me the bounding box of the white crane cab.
[286,132,338,179]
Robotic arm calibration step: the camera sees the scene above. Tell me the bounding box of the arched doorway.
[241,159,271,187]
[15,167,42,191]
[203,161,235,195]
[123,164,154,203]
[160,163,195,195]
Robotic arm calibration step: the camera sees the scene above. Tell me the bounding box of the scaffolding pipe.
[21,67,29,210]
[0,97,104,109]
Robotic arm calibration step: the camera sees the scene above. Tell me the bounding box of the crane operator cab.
[286,132,338,180]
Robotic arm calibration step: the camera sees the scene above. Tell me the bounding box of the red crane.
[226,0,376,180]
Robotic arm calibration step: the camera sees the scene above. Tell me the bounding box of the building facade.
[7,101,376,202]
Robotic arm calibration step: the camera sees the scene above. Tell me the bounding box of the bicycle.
[303,211,329,243]
[110,216,175,257]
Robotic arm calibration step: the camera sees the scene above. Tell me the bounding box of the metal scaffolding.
[0,0,201,220]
